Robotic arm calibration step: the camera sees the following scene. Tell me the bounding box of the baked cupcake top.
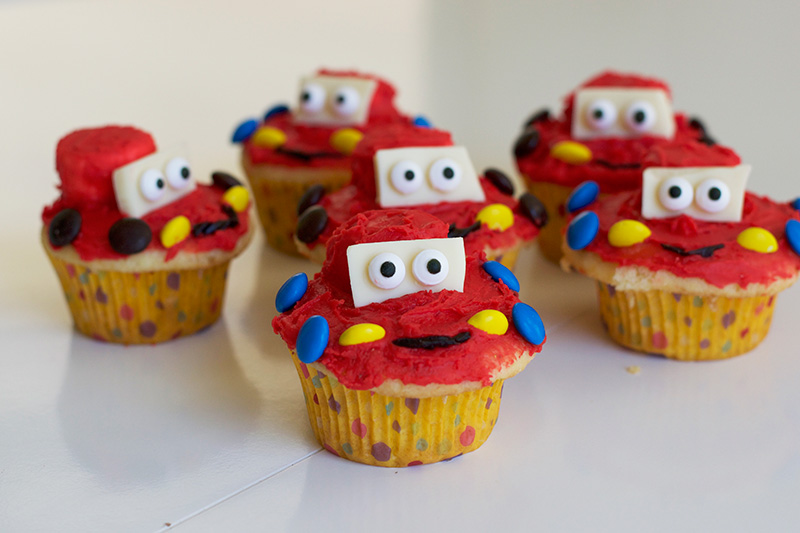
[42,126,253,266]
[514,71,741,193]
[233,69,420,169]
[563,165,800,292]
[272,209,546,396]
[296,125,546,257]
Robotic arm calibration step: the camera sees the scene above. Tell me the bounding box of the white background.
[2,0,800,531]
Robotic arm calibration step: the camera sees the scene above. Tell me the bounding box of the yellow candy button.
[608,219,652,247]
[339,323,386,346]
[476,203,514,231]
[330,128,364,155]
[252,127,287,149]
[223,185,250,213]
[550,141,592,165]
[468,310,509,335]
[160,215,191,248]
[737,227,778,253]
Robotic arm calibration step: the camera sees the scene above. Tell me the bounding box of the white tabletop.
[2,1,800,532]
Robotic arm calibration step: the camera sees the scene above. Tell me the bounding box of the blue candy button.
[264,104,290,121]
[786,219,800,256]
[482,261,520,292]
[566,181,599,213]
[275,272,308,313]
[512,302,545,345]
[567,211,599,250]
[231,118,259,143]
[413,115,432,128]
[792,198,800,211]
[297,315,329,364]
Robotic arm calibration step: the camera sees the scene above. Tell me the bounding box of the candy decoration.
[211,171,242,191]
[468,310,509,335]
[339,323,386,346]
[523,108,550,128]
[296,206,328,243]
[232,119,258,143]
[413,115,432,128]
[49,208,82,247]
[160,215,191,248]
[276,272,309,313]
[108,218,152,255]
[689,116,716,146]
[550,141,592,165]
[786,220,800,256]
[567,211,599,250]
[513,129,539,158]
[483,168,515,196]
[252,127,287,149]
[330,128,363,155]
[792,198,800,211]
[297,184,326,215]
[608,219,651,247]
[476,204,514,231]
[566,181,600,213]
[263,104,290,121]
[737,227,778,253]
[297,315,329,364]
[482,261,520,292]
[519,192,548,228]
[512,302,545,345]
[222,185,250,213]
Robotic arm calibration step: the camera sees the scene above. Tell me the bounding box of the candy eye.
[695,178,731,213]
[165,157,191,189]
[139,168,166,201]
[625,100,657,133]
[368,252,406,289]
[428,158,462,191]
[390,160,424,194]
[332,86,361,117]
[658,177,693,211]
[412,249,449,286]
[586,99,617,131]
[300,83,325,113]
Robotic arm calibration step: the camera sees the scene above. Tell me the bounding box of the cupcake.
[513,70,740,263]
[562,164,800,360]
[295,126,546,269]
[232,69,422,255]
[273,209,546,466]
[42,125,254,344]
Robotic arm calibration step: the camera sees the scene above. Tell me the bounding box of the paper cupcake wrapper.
[291,355,504,467]
[46,252,230,344]
[485,245,521,271]
[245,166,351,256]
[596,282,777,360]
[524,181,570,264]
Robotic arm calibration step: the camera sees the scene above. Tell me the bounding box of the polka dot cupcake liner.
[242,157,351,256]
[524,181,572,264]
[291,354,504,467]
[596,282,777,360]
[46,251,230,344]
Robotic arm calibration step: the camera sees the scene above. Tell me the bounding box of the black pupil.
[380,261,396,278]
[593,109,604,119]
[669,186,682,198]
[404,170,416,181]
[708,187,721,201]
[302,91,310,102]
[156,178,164,189]
[180,167,190,179]
[336,95,345,104]
[634,110,646,123]
[427,259,441,274]
[443,167,454,179]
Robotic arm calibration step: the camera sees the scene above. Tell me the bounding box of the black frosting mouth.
[276,146,344,162]
[393,331,471,350]
[192,205,239,237]
[447,221,481,238]
[592,159,642,170]
[661,243,724,259]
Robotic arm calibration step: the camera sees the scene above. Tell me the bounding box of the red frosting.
[310,125,539,255]
[244,69,413,168]
[515,71,741,192]
[572,190,800,288]
[273,210,544,390]
[42,126,251,262]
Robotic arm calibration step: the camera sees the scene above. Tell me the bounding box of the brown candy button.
[296,205,328,244]
[519,192,548,228]
[514,129,540,159]
[108,218,152,255]
[297,184,326,216]
[483,168,515,196]
[49,208,82,247]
